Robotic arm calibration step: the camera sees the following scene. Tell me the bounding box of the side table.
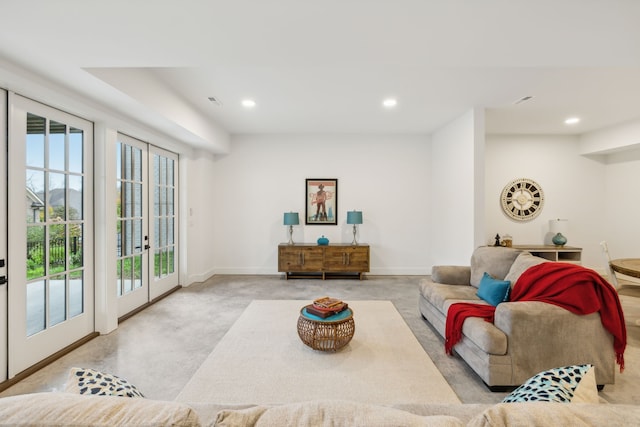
[297,307,355,351]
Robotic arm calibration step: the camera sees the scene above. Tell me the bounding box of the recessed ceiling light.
[564,117,580,125]
[383,98,397,108]
[241,99,256,108]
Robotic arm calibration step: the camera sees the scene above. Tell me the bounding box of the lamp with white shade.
[283,212,299,245]
[549,219,568,246]
[347,210,363,245]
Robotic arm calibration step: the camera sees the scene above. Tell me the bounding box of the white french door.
[116,135,178,317]
[7,94,94,377]
[149,146,179,300]
[0,89,7,382]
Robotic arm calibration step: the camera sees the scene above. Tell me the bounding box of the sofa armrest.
[431,266,471,285]
[494,302,615,385]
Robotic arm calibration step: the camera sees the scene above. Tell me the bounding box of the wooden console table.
[511,245,582,264]
[278,243,370,280]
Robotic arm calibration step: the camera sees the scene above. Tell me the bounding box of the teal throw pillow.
[476,272,511,306]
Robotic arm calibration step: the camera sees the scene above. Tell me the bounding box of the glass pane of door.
[25,113,86,335]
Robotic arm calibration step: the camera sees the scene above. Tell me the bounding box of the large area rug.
[176,300,460,405]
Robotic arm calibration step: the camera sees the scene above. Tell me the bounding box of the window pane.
[69,271,83,318]
[154,155,160,185]
[134,218,142,253]
[168,217,174,245]
[133,255,142,289]
[27,225,45,280]
[168,247,175,274]
[26,280,46,336]
[26,169,45,224]
[168,188,174,215]
[116,259,123,296]
[116,143,122,180]
[133,146,142,182]
[70,224,83,269]
[49,274,66,327]
[26,113,45,168]
[69,127,83,173]
[48,172,66,221]
[69,174,83,220]
[167,159,174,186]
[124,182,132,217]
[49,120,66,171]
[154,185,160,216]
[124,145,132,180]
[134,183,142,217]
[49,224,66,273]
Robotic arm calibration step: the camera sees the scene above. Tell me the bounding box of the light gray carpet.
[176,300,460,405]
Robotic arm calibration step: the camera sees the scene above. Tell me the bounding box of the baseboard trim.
[0,332,99,393]
[118,285,182,323]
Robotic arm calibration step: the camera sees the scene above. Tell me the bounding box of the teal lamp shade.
[347,211,363,245]
[284,212,299,244]
[346,211,363,225]
[283,212,299,226]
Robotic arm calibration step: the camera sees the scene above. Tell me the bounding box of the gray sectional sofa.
[418,246,616,389]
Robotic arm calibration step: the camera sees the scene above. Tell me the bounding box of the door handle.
[0,276,6,285]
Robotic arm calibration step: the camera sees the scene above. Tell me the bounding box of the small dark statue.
[494,234,501,247]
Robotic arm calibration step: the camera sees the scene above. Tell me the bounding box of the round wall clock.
[500,178,544,221]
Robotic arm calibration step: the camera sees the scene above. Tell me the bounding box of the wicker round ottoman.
[297,307,355,351]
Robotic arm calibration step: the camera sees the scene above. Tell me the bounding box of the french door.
[0,90,7,382]
[116,135,178,317]
[7,94,94,377]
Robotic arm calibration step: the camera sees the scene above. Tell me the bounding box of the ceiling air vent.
[514,95,534,105]
[208,96,223,107]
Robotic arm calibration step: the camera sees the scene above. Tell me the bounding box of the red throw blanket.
[445,262,627,371]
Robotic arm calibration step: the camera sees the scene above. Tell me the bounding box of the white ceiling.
[1,1,640,151]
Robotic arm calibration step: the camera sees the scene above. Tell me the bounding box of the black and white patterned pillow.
[502,364,592,403]
[66,367,145,398]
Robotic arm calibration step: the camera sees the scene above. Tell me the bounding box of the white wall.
[429,109,482,266]
[183,149,218,284]
[209,134,431,275]
[485,134,606,269]
[603,148,640,259]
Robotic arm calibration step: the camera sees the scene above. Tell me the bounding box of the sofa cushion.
[502,364,596,403]
[470,247,521,288]
[65,367,145,398]
[420,281,479,314]
[443,300,508,355]
[215,400,465,427]
[431,265,472,285]
[0,392,200,426]
[503,252,548,287]
[476,273,511,306]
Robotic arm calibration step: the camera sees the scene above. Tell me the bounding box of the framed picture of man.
[305,179,338,225]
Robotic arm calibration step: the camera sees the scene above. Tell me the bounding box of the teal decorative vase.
[317,235,329,246]
[552,232,567,246]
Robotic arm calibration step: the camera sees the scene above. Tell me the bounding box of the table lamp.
[549,218,568,246]
[283,212,299,245]
[347,210,363,245]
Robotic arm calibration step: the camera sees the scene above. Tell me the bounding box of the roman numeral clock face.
[500,178,544,221]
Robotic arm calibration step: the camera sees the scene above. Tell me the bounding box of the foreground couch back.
[1,392,640,426]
